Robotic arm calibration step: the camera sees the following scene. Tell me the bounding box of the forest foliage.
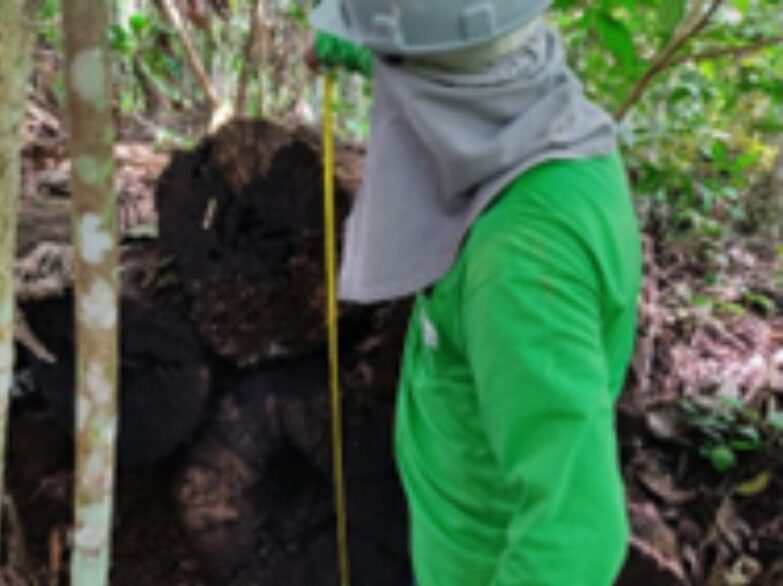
[29,0,783,247]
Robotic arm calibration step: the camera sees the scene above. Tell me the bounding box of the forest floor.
[2,106,782,585]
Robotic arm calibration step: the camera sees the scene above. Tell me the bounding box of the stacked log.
[155,119,364,367]
[18,241,210,466]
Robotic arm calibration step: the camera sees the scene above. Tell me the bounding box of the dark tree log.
[156,118,365,367]
[20,241,210,467]
[174,300,412,584]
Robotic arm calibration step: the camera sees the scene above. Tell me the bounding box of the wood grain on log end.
[155,119,362,367]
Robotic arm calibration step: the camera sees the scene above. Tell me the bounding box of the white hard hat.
[310,0,551,56]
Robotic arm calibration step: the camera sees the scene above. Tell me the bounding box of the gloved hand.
[305,32,373,77]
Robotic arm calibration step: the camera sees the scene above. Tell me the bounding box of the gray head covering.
[339,22,617,302]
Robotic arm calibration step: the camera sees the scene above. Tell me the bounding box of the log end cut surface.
[156,119,358,367]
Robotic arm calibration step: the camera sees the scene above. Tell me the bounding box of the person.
[309,2,642,585]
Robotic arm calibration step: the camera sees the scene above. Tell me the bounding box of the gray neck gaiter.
[339,24,617,303]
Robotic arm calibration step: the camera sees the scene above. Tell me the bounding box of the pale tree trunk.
[745,139,783,242]
[156,0,232,130]
[62,0,120,583]
[0,0,41,537]
[236,0,266,116]
[771,141,783,242]
[256,0,269,118]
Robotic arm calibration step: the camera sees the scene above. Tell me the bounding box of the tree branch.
[235,0,265,116]
[156,0,222,113]
[0,0,42,541]
[614,0,725,121]
[669,35,783,67]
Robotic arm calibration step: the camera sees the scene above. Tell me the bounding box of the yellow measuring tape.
[322,71,351,586]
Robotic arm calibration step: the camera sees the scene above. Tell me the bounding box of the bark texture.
[0,0,42,539]
[62,0,120,582]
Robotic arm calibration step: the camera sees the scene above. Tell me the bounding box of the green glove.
[314,32,373,77]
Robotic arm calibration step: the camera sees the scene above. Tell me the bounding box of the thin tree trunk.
[775,142,783,241]
[157,0,223,115]
[62,0,120,583]
[0,0,41,540]
[256,0,268,118]
[235,0,265,116]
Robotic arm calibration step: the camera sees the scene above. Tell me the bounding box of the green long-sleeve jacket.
[395,154,640,586]
[315,37,641,586]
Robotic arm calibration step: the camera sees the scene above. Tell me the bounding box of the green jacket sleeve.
[314,32,373,77]
[462,212,629,586]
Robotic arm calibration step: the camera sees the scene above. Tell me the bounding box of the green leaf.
[657,0,686,41]
[594,11,638,73]
[706,445,737,472]
[691,293,714,308]
[743,291,775,314]
[129,13,150,36]
[715,301,746,316]
[768,411,783,432]
[734,470,771,496]
[286,4,307,26]
[109,25,132,53]
[730,439,761,452]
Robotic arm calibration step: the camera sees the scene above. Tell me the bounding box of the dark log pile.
[16,118,371,468]
[16,118,413,583]
[151,120,412,583]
